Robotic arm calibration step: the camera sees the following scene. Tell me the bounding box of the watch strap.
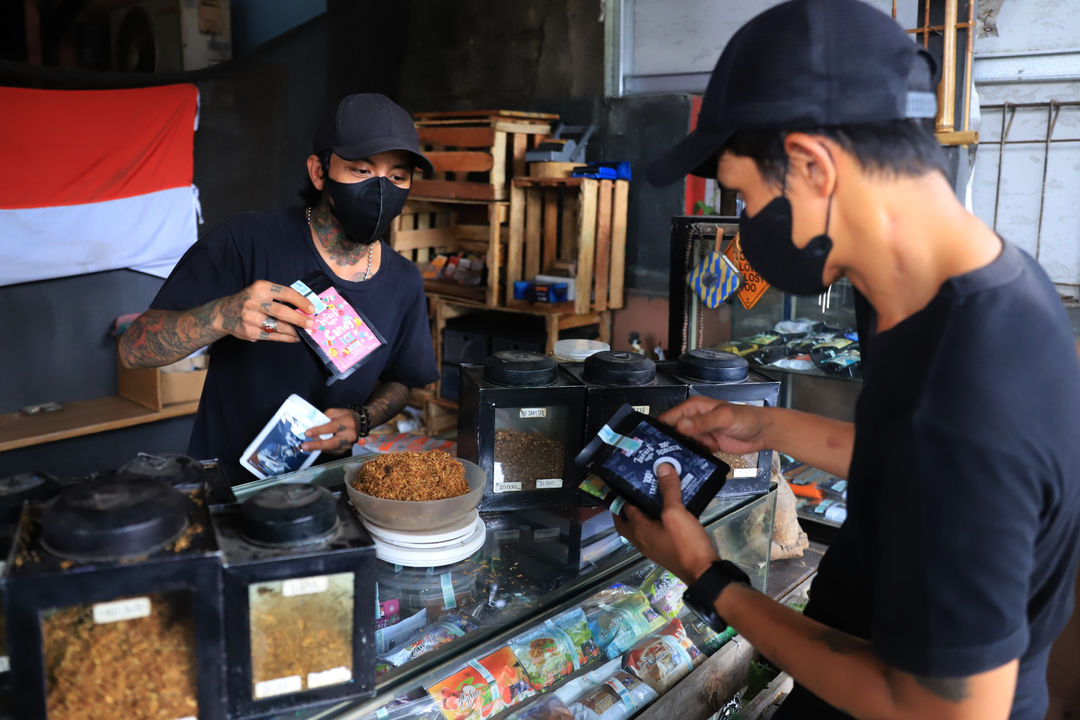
[683,560,751,632]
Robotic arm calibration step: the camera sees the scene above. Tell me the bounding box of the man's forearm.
[763,407,855,479]
[119,303,225,369]
[716,583,1017,720]
[363,381,410,428]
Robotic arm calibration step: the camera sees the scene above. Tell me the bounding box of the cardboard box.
[118,356,207,411]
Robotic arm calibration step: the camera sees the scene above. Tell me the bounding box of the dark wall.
[0,18,329,479]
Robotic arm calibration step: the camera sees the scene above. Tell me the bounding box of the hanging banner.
[0,84,200,286]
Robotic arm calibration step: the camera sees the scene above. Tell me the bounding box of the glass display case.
[281,480,778,720]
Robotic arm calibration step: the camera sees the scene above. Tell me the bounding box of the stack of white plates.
[363,510,486,567]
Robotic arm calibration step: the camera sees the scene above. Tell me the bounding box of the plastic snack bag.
[426,646,536,720]
[639,567,687,620]
[567,670,658,720]
[381,614,477,668]
[503,695,575,720]
[508,608,600,689]
[622,622,698,693]
[582,584,665,659]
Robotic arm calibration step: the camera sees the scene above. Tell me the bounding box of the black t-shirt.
[776,243,1080,720]
[150,207,439,483]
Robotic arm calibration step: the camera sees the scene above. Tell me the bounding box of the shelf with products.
[273,463,778,720]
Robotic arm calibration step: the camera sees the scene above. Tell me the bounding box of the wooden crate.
[507,177,629,315]
[389,200,509,307]
[410,111,556,202]
[117,356,207,411]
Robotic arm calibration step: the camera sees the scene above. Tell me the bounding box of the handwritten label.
[631,405,651,415]
[308,666,352,689]
[519,408,548,419]
[732,468,758,479]
[282,575,329,597]
[535,478,563,489]
[254,675,302,699]
[93,597,150,624]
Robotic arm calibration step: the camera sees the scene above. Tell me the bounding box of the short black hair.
[722,118,945,188]
[298,150,333,208]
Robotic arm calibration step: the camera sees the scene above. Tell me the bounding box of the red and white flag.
[0,84,200,286]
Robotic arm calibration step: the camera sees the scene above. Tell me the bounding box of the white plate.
[371,519,487,567]
[363,510,479,547]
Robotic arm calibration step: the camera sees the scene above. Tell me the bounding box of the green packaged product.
[582,584,665,659]
[508,608,600,689]
[639,567,687,620]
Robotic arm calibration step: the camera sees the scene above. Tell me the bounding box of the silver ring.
[262,317,278,334]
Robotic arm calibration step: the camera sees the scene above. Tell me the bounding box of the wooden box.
[508,177,629,315]
[118,356,207,411]
[410,111,556,202]
[390,199,509,307]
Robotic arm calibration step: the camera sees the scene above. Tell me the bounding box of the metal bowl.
[344,457,486,531]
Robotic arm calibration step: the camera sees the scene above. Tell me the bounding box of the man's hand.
[612,463,720,585]
[302,407,360,454]
[214,280,315,343]
[658,395,770,456]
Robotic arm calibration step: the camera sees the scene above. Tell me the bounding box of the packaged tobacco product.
[381,614,477,668]
[508,608,600,689]
[426,646,536,720]
[582,584,664,659]
[567,670,658,720]
[639,567,688,620]
[622,620,699,694]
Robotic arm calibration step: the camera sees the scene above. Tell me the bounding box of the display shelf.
[748,362,862,384]
[0,395,199,452]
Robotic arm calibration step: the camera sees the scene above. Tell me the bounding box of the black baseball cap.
[313,93,433,174]
[647,0,940,186]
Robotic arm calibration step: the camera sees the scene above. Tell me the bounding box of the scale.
[363,510,486,567]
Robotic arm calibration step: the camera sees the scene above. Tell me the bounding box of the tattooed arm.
[119,281,316,369]
[303,382,411,455]
[614,469,1020,720]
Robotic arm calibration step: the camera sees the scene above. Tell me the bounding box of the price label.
[254,675,302,699]
[724,234,770,310]
[535,478,563,489]
[631,405,651,415]
[282,575,329,597]
[308,666,352,689]
[519,408,548,418]
[93,597,151,624]
[732,468,759,479]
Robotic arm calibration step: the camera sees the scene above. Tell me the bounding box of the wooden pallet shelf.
[0,396,198,453]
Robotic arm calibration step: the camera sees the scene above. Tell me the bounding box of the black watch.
[346,404,371,438]
[682,560,752,632]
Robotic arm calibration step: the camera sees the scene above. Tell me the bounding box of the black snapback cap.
[314,93,433,174]
[647,0,940,186]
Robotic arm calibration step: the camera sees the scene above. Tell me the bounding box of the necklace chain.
[307,206,374,281]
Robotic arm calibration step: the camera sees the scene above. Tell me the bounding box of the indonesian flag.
[0,84,200,286]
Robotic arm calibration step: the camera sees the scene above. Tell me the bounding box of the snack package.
[680,612,728,658]
[622,621,699,693]
[291,271,387,384]
[426,646,537,720]
[582,584,665,659]
[381,614,477,668]
[239,394,332,478]
[503,695,575,720]
[639,567,688,620]
[575,405,730,519]
[508,608,600,689]
[360,695,444,720]
[567,670,658,720]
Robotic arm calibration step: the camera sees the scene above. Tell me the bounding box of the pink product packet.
[292,273,387,382]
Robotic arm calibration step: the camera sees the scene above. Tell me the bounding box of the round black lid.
[483,351,557,387]
[0,472,59,525]
[118,452,205,487]
[240,484,338,547]
[41,477,191,561]
[584,351,656,386]
[677,348,749,383]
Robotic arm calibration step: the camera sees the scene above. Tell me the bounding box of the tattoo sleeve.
[914,675,971,703]
[118,303,224,369]
[363,381,411,428]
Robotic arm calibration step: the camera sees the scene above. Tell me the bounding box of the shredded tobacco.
[352,450,467,501]
[493,430,564,489]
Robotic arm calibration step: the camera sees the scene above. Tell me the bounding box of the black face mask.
[325,175,409,245]
[738,192,834,297]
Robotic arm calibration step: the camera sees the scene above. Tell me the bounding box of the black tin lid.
[584,351,656,386]
[0,471,58,526]
[41,477,191,561]
[483,351,557,387]
[240,484,338,547]
[118,452,205,487]
[677,348,749,383]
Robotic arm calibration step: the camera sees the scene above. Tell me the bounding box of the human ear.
[783,133,836,200]
[306,155,325,191]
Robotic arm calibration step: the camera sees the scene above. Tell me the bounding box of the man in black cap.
[120,93,439,482]
[616,1,1080,719]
